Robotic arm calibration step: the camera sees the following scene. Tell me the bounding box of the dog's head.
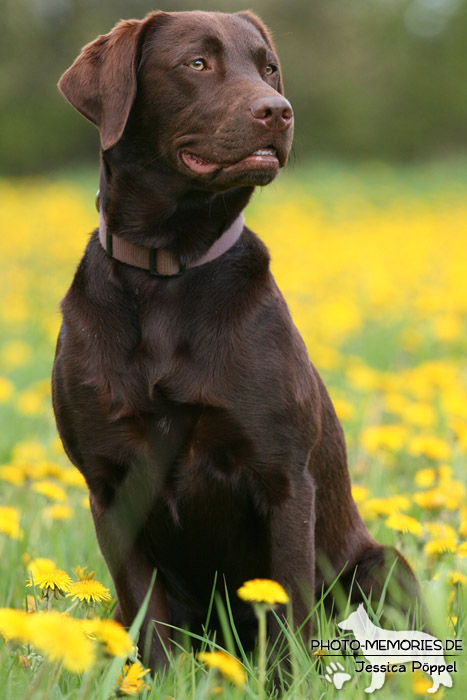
[58,10,294,189]
[337,604,371,634]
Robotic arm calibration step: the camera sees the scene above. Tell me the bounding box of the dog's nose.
[250,96,293,131]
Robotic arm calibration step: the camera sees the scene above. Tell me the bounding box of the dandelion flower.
[32,480,67,502]
[448,571,467,587]
[408,435,451,461]
[385,512,423,536]
[0,376,14,402]
[413,489,445,510]
[0,506,23,539]
[16,389,45,416]
[117,662,151,696]
[424,538,457,557]
[361,425,408,454]
[27,612,95,673]
[11,441,45,462]
[0,464,25,486]
[26,557,56,577]
[425,523,457,540]
[1,340,32,369]
[459,520,467,539]
[67,579,112,605]
[333,398,354,421]
[351,485,370,503]
[60,469,87,489]
[237,578,289,605]
[27,568,72,597]
[43,504,74,520]
[360,495,411,520]
[73,565,96,580]
[412,670,436,695]
[198,651,246,688]
[0,608,31,643]
[414,468,436,488]
[85,618,133,657]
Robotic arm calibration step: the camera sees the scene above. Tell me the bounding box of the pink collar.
[98,208,244,277]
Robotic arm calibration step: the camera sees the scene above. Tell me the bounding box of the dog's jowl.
[53,10,418,666]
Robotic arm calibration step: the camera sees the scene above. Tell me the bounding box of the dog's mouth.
[180,147,280,176]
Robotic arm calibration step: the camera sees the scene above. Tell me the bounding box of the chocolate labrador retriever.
[53,10,417,666]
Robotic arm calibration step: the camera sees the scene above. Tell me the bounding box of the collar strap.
[98,208,244,277]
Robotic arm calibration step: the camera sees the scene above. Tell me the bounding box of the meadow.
[0,159,466,699]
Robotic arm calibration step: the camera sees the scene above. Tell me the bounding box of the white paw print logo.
[324,661,352,690]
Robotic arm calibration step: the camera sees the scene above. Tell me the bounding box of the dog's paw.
[324,661,352,690]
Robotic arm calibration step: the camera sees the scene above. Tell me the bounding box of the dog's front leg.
[268,471,315,643]
[90,494,171,668]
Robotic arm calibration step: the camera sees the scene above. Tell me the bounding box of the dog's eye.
[186,58,207,71]
[265,64,277,76]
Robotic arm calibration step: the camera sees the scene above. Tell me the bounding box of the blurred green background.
[2,0,467,175]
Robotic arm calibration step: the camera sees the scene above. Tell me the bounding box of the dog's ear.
[237,11,284,95]
[58,11,166,150]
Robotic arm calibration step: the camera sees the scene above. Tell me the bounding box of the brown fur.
[53,10,417,667]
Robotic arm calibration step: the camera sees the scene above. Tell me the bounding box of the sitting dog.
[53,10,417,666]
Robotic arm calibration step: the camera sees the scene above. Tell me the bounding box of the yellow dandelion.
[433,314,462,341]
[351,485,370,503]
[448,571,467,587]
[459,520,467,538]
[385,512,423,536]
[0,376,14,403]
[426,523,457,540]
[117,661,151,696]
[0,464,26,486]
[0,506,23,539]
[11,440,45,462]
[414,467,436,488]
[457,542,467,558]
[312,647,328,661]
[237,578,289,605]
[1,340,32,369]
[403,402,437,428]
[15,388,46,416]
[198,651,246,688]
[361,425,408,454]
[60,469,87,489]
[66,580,112,605]
[412,670,441,695]
[43,504,74,520]
[413,489,446,509]
[73,565,96,581]
[27,612,95,673]
[332,398,355,421]
[27,568,72,597]
[408,435,452,461]
[384,393,409,415]
[31,460,65,479]
[440,480,466,511]
[424,538,457,557]
[84,618,133,657]
[0,608,31,643]
[32,480,68,502]
[360,495,411,520]
[26,557,56,577]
